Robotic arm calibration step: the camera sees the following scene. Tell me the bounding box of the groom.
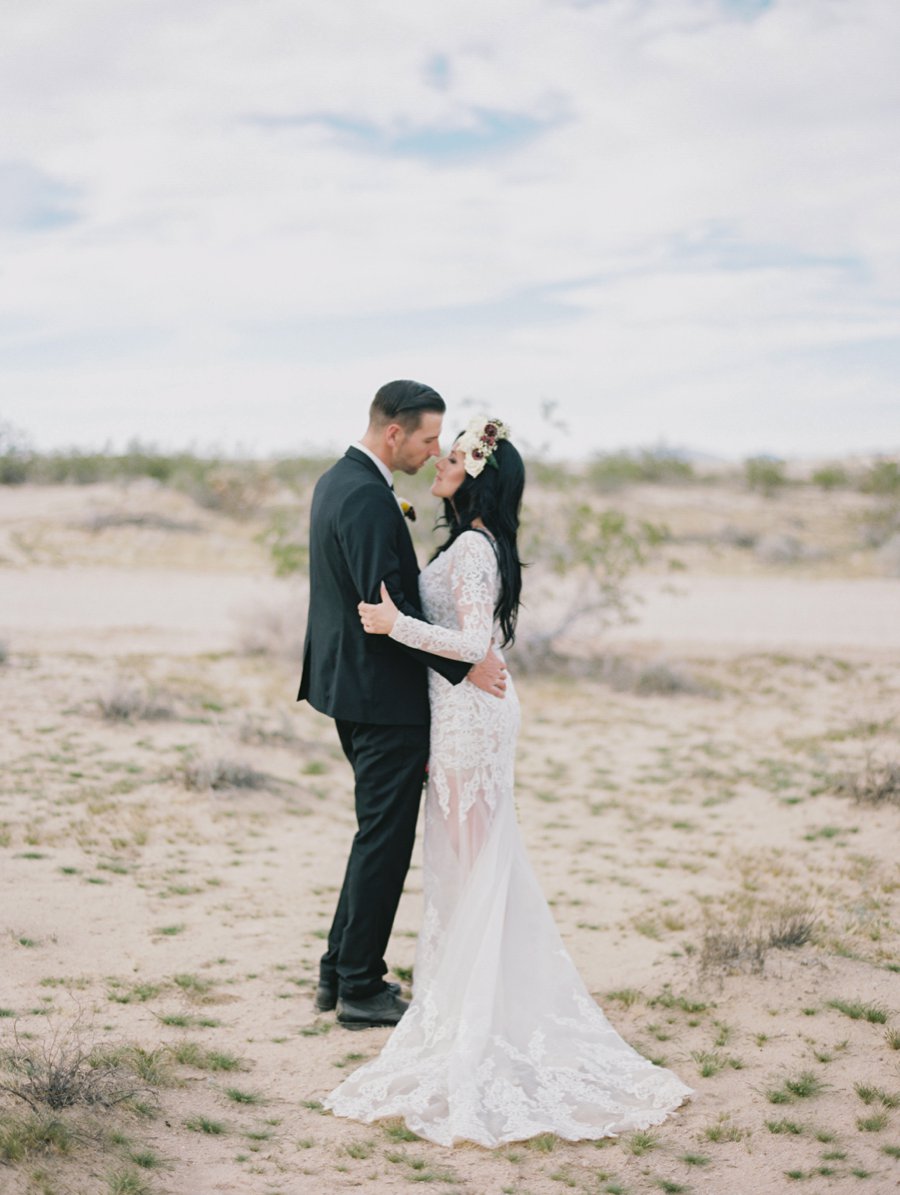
[299,380,507,1029]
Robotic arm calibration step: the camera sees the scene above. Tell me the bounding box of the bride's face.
[431,443,467,499]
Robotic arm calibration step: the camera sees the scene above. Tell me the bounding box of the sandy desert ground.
[1,473,899,1195]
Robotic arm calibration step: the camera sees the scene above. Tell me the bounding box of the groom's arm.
[337,484,471,686]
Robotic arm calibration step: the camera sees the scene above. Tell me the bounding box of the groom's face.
[392,412,443,475]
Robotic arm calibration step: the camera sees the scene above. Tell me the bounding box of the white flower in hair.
[456,416,510,477]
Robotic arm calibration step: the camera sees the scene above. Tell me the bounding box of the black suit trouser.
[321,719,429,1000]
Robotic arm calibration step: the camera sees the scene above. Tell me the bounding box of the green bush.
[0,421,31,484]
[861,460,900,496]
[0,457,28,484]
[586,450,695,491]
[811,464,848,490]
[745,456,787,495]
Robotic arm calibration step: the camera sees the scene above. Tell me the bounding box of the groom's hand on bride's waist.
[467,649,507,699]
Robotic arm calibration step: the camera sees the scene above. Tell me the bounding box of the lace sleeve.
[389,532,496,663]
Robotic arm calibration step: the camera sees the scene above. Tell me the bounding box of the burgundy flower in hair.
[457,416,510,476]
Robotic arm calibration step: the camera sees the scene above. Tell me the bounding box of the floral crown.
[455,416,510,478]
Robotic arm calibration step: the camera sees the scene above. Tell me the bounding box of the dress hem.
[323,1088,694,1150]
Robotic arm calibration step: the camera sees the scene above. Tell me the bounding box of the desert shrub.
[97,683,173,722]
[0,440,290,520]
[0,441,179,486]
[177,462,272,519]
[526,459,579,489]
[811,464,849,490]
[745,456,788,496]
[0,1024,149,1112]
[510,646,716,695]
[180,757,268,791]
[237,713,301,747]
[860,459,900,496]
[0,456,28,485]
[0,421,31,485]
[858,499,900,549]
[626,659,708,696]
[586,449,695,491]
[0,453,29,484]
[754,533,804,564]
[38,451,110,485]
[876,534,900,577]
[260,509,309,576]
[718,524,757,549]
[271,456,337,490]
[514,504,667,665]
[593,654,716,697]
[700,928,768,976]
[700,909,817,976]
[233,595,307,660]
[830,758,900,808]
[84,512,202,533]
[116,441,185,483]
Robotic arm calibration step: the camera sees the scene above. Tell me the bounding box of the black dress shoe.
[336,988,409,1030]
[314,979,401,1014]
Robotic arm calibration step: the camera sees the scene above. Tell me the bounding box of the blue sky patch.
[0,161,79,232]
[248,107,558,162]
[232,284,580,365]
[719,0,774,20]
[664,225,864,280]
[424,53,452,90]
[0,326,174,370]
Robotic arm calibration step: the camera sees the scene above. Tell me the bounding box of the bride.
[323,416,692,1147]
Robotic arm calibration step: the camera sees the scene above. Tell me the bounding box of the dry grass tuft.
[767,910,817,950]
[83,512,202,533]
[700,909,817,976]
[830,757,900,808]
[700,928,768,976]
[0,1109,75,1164]
[237,712,301,748]
[233,597,306,661]
[512,646,717,698]
[827,998,890,1024]
[97,682,173,722]
[180,756,268,792]
[766,1070,827,1104]
[612,656,718,698]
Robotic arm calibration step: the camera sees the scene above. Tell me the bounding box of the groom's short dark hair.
[369,380,445,431]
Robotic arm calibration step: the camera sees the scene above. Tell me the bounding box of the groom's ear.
[383,422,405,450]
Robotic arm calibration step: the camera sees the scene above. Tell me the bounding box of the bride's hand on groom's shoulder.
[358,581,398,635]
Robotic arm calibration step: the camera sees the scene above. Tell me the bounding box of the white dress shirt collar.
[353,442,394,489]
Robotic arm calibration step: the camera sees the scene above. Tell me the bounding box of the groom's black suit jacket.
[298,447,470,725]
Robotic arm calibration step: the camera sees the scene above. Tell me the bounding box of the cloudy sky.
[2,0,898,459]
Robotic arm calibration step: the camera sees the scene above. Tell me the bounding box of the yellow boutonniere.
[399,499,416,522]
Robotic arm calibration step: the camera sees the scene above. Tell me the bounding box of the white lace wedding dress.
[324,530,692,1147]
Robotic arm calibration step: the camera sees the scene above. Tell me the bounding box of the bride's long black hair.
[431,436,525,647]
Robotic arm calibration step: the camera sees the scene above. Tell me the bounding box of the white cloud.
[0,0,898,456]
